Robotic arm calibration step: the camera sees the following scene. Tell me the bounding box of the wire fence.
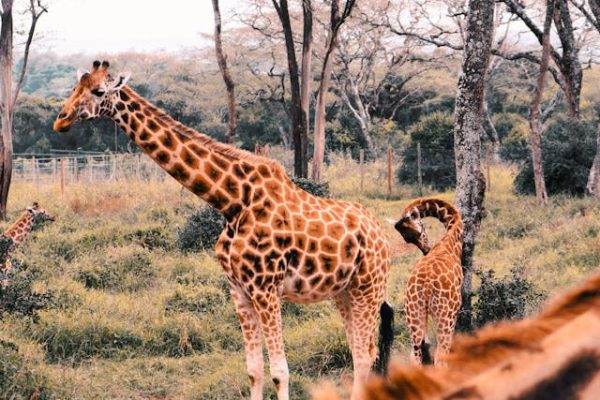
[11,143,494,195]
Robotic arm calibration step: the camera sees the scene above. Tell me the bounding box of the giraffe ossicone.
[392,197,463,366]
[53,61,398,400]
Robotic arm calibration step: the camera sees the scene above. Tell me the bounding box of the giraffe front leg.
[230,285,265,400]
[254,289,289,400]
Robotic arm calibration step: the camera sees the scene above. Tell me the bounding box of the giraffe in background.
[391,197,463,365]
[0,202,55,286]
[53,61,393,400]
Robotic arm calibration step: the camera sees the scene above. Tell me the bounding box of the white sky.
[24,0,239,54]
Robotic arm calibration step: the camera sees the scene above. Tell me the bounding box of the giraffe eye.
[411,211,418,219]
[91,88,105,97]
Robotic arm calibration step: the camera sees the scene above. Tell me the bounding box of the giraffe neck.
[4,211,34,247]
[416,198,463,236]
[107,87,288,221]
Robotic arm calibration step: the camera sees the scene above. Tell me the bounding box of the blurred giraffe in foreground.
[314,269,600,399]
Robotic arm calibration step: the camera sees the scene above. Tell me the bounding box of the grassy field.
[0,157,599,399]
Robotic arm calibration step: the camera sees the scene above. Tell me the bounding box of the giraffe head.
[392,207,431,255]
[53,60,130,132]
[27,202,56,223]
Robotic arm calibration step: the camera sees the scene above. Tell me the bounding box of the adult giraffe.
[53,61,392,399]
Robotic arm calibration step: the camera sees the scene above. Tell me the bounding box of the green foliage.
[177,207,225,253]
[493,112,527,142]
[75,247,155,292]
[398,112,455,190]
[500,118,530,163]
[473,267,546,328]
[0,339,55,400]
[515,117,597,196]
[0,260,54,321]
[123,225,173,250]
[290,177,330,198]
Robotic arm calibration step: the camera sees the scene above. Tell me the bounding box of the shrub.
[177,207,225,253]
[0,260,54,321]
[290,177,330,198]
[75,247,155,292]
[499,119,529,163]
[0,339,54,399]
[398,112,455,190]
[123,225,173,250]
[493,112,527,143]
[473,267,546,328]
[515,117,597,196]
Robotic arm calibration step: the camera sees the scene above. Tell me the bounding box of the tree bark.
[454,0,495,332]
[575,0,600,196]
[272,0,308,177]
[587,122,600,197]
[311,0,356,181]
[211,0,237,144]
[528,0,555,207]
[300,0,312,168]
[0,0,14,220]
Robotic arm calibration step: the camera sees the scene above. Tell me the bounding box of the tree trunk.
[311,0,355,181]
[553,0,582,120]
[300,0,312,169]
[587,122,600,198]
[454,0,495,332]
[272,0,308,177]
[528,0,555,207]
[311,43,336,181]
[211,0,237,144]
[0,0,14,220]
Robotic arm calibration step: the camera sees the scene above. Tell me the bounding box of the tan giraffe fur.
[0,202,55,286]
[392,197,463,366]
[53,61,392,400]
[314,269,600,400]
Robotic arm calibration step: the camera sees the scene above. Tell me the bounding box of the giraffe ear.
[76,69,88,82]
[110,72,131,92]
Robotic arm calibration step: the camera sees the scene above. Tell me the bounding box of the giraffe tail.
[420,340,433,365]
[374,301,394,375]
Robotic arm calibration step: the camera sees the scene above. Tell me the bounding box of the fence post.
[417,142,423,196]
[60,159,66,195]
[387,146,393,198]
[32,156,39,191]
[359,149,364,194]
[485,143,491,191]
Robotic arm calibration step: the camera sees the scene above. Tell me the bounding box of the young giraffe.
[0,202,55,286]
[53,61,391,399]
[391,197,463,365]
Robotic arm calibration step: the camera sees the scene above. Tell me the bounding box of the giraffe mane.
[123,87,286,174]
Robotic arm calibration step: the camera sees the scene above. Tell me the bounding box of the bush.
[290,177,330,198]
[0,339,54,399]
[493,112,527,143]
[177,207,225,253]
[398,112,456,190]
[123,225,173,250]
[515,117,597,196]
[473,267,546,328]
[499,119,529,163]
[0,260,54,321]
[75,247,155,292]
